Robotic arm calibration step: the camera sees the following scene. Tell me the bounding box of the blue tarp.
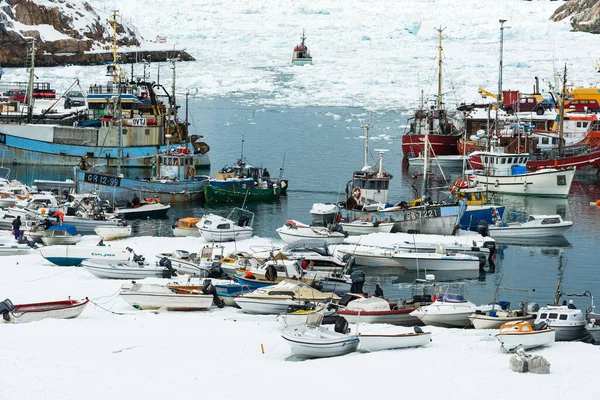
[47,225,78,236]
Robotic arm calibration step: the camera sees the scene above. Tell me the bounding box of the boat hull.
[338,222,395,235]
[488,223,572,239]
[41,235,82,246]
[469,314,535,329]
[338,309,419,326]
[82,260,168,279]
[527,148,600,176]
[199,228,252,242]
[472,168,575,198]
[5,299,88,324]
[358,332,431,352]
[172,227,201,237]
[0,132,210,168]
[234,297,299,314]
[93,226,132,241]
[39,245,131,266]
[392,253,480,271]
[76,170,208,204]
[402,133,460,157]
[553,325,587,342]
[203,184,282,203]
[496,329,555,351]
[410,303,475,328]
[120,293,213,311]
[276,226,346,245]
[335,249,401,268]
[281,328,359,359]
[408,155,467,168]
[461,205,505,231]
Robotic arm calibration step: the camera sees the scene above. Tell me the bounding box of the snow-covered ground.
[5,0,600,110]
[1,233,599,399]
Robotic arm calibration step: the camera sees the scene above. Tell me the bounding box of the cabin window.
[507,157,512,163]
[549,313,558,319]
[501,158,506,164]
[577,122,582,128]
[559,314,568,320]
[204,220,212,226]
[122,129,128,135]
[541,218,561,225]
[473,192,483,201]
[541,137,549,145]
[557,175,567,186]
[540,313,547,319]
[584,122,589,127]
[552,138,558,145]
[145,129,150,135]
[217,223,231,230]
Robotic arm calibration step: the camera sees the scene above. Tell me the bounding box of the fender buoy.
[188,167,196,178]
[352,187,361,200]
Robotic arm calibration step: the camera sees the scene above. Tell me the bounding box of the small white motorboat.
[276,304,327,328]
[94,225,132,241]
[586,312,600,345]
[234,280,339,315]
[534,304,586,341]
[408,154,467,169]
[120,282,213,311]
[338,219,395,236]
[197,207,254,242]
[276,220,346,245]
[281,314,359,359]
[495,320,555,352]
[40,225,82,246]
[392,246,483,271]
[488,215,573,239]
[82,256,177,280]
[410,293,477,328]
[116,202,171,219]
[172,217,201,237]
[358,326,432,352]
[335,245,400,268]
[469,300,536,329]
[1,298,89,324]
[337,294,420,326]
[155,246,224,276]
[0,237,32,255]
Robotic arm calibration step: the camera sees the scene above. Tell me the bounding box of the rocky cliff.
[551,0,600,34]
[0,0,141,66]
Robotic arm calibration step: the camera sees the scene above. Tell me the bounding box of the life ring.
[352,187,361,200]
[518,145,525,153]
[188,167,196,178]
[494,180,499,188]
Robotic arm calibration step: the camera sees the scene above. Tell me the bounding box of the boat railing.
[88,85,135,95]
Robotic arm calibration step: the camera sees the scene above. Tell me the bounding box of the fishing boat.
[203,158,287,204]
[115,200,171,219]
[358,327,432,352]
[1,298,89,324]
[468,145,575,198]
[234,279,339,315]
[94,225,132,241]
[340,125,464,235]
[488,214,573,239]
[38,245,132,266]
[276,203,347,245]
[197,207,254,242]
[0,18,210,169]
[337,294,420,326]
[40,225,82,246]
[401,30,461,157]
[410,293,476,328]
[120,282,213,311]
[82,257,177,279]
[495,321,555,352]
[281,314,359,359]
[172,217,201,237]
[291,30,313,66]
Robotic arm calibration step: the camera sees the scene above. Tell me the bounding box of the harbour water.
[7,97,600,308]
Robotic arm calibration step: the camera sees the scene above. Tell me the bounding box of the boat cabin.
[292,30,312,65]
[470,147,530,176]
[158,150,200,181]
[345,152,393,210]
[536,305,584,325]
[174,217,200,230]
[309,203,339,227]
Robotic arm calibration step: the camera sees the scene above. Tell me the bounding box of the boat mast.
[116,90,123,177]
[436,27,445,110]
[26,39,36,123]
[558,64,567,157]
[361,124,370,168]
[109,11,121,84]
[495,19,507,139]
[421,110,430,198]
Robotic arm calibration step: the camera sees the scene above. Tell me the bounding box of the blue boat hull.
[0,134,210,168]
[76,170,209,204]
[45,257,86,267]
[461,206,505,231]
[235,277,272,290]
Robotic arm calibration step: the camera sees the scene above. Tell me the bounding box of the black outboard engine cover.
[207,263,224,279]
[534,321,548,331]
[334,316,349,334]
[202,280,224,308]
[159,257,176,277]
[0,298,14,322]
[264,264,278,282]
[483,240,496,257]
[350,270,365,294]
[476,220,489,237]
[476,253,487,271]
[338,294,356,307]
[310,281,323,291]
[158,257,172,269]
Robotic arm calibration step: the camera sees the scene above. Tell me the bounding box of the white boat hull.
[121,292,213,311]
[496,329,555,351]
[469,314,535,329]
[281,326,359,359]
[410,302,476,328]
[41,235,82,246]
[6,300,88,324]
[82,259,169,279]
[409,155,467,168]
[235,297,299,315]
[358,332,431,352]
[199,228,252,242]
[39,245,131,266]
[473,168,575,198]
[393,253,480,271]
[488,223,572,239]
[335,248,400,268]
[339,222,395,235]
[172,227,201,237]
[93,226,132,241]
[276,226,346,245]
[339,310,419,326]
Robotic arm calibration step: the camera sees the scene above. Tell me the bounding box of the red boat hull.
[527,149,600,175]
[402,134,460,157]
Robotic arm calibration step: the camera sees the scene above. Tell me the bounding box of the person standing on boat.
[132,194,140,207]
[568,300,577,310]
[11,216,21,240]
[374,284,384,298]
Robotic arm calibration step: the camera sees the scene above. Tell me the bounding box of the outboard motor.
[527,302,540,313]
[350,270,365,294]
[476,253,487,272]
[334,316,350,334]
[476,220,489,237]
[202,279,224,308]
[534,321,548,331]
[310,280,323,291]
[483,239,496,258]
[207,263,224,279]
[264,264,278,282]
[237,215,249,227]
[0,298,15,322]
[159,257,177,278]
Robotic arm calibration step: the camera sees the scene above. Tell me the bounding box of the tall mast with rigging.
[558,64,567,157]
[361,124,370,168]
[26,39,36,123]
[495,19,507,139]
[108,11,122,84]
[436,26,445,110]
